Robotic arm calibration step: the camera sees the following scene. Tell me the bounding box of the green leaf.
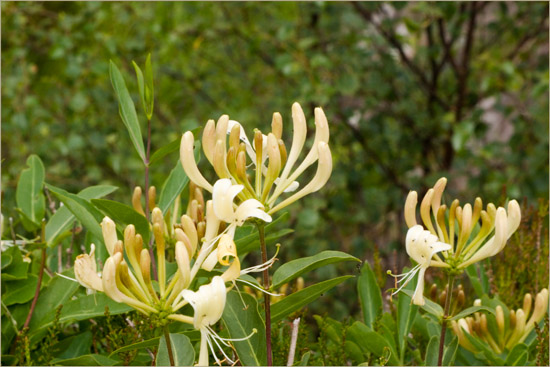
[298,351,311,366]
[92,199,150,244]
[442,336,458,366]
[272,250,359,289]
[397,289,418,361]
[51,331,93,360]
[28,269,80,338]
[347,321,400,365]
[158,161,189,214]
[132,60,146,117]
[30,292,132,342]
[462,330,503,365]
[401,289,444,320]
[109,60,145,162]
[357,262,383,328]
[1,253,13,269]
[109,337,160,357]
[157,333,194,366]
[504,343,528,366]
[45,185,118,245]
[465,263,489,298]
[344,340,365,364]
[51,354,119,366]
[15,154,45,227]
[222,291,266,366]
[425,335,439,366]
[1,246,29,280]
[149,138,180,166]
[2,274,38,306]
[144,53,154,118]
[45,184,104,242]
[449,305,496,321]
[271,276,353,323]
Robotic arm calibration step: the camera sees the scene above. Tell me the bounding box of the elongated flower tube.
[394,177,521,304]
[179,102,332,217]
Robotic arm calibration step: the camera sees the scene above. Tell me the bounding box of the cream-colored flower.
[74,244,103,294]
[179,102,332,215]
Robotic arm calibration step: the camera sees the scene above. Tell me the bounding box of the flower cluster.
[451,289,549,353]
[74,180,276,365]
[179,102,332,215]
[393,177,521,305]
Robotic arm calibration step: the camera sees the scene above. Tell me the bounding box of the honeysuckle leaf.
[271,276,353,323]
[110,60,145,162]
[357,261,383,329]
[347,321,400,365]
[45,185,117,246]
[425,335,440,366]
[449,306,495,321]
[51,354,120,366]
[397,287,418,361]
[15,154,45,229]
[157,333,194,367]
[222,291,266,366]
[442,336,459,366]
[272,250,359,289]
[504,343,528,366]
[401,289,444,320]
[45,184,104,242]
[91,199,150,244]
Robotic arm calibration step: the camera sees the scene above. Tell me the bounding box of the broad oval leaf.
[92,199,150,244]
[357,261,383,329]
[222,291,266,366]
[347,321,400,365]
[109,60,145,162]
[504,343,528,366]
[425,335,439,366]
[45,185,118,245]
[3,274,38,306]
[157,333,194,366]
[271,276,353,323]
[272,250,359,289]
[15,154,45,227]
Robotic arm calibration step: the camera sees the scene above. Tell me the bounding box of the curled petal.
[235,199,272,225]
[412,267,427,306]
[74,244,103,292]
[213,179,243,223]
[181,276,227,329]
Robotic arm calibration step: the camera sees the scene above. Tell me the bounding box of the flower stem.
[23,220,47,330]
[257,222,273,366]
[438,275,455,366]
[163,325,175,366]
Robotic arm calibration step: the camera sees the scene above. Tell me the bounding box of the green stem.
[163,325,175,366]
[438,275,455,366]
[144,117,158,281]
[257,222,273,366]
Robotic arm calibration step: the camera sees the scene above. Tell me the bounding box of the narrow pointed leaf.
[425,335,439,366]
[357,261,383,328]
[442,336,458,366]
[110,60,145,162]
[504,343,528,366]
[92,199,150,244]
[449,305,495,321]
[272,251,359,289]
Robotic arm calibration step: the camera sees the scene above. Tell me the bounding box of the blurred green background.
[2,2,548,318]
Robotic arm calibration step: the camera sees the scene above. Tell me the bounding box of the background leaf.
[156,333,194,366]
[15,154,45,227]
[357,261,383,329]
[92,198,150,244]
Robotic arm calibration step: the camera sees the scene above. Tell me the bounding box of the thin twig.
[286,318,301,367]
[163,325,175,366]
[257,222,273,366]
[23,245,47,329]
[438,276,455,366]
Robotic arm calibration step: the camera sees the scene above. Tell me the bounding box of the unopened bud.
[523,293,533,318]
[132,187,145,215]
[134,234,144,261]
[101,217,118,256]
[486,203,496,222]
[113,240,123,254]
[152,207,164,227]
[227,146,238,177]
[457,290,465,308]
[420,189,436,234]
[271,112,283,140]
[473,299,482,307]
[140,249,151,282]
[254,130,263,166]
[180,215,198,253]
[278,139,287,167]
[213,139,229,179]
[480,313,488,334]
[190,199,199,222]
[148,186,156,210]
[455,206,463,228]
[404,191,418,228]
[472,197,482,225]
[202,120,217,165]
[496,305,505,334]
[197,221,206,241]
[439,290,447,307]
[175,228,193,257]
[296,277,305,291]
[510,310,516,329]
[230,123,241,149]
[153,223,165,254]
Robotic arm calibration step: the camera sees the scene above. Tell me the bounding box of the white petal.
[412,267,426,306]
[235,199,272,225]
[212,179,243,223]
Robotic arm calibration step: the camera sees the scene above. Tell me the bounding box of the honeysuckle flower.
[213,178,272,229]
[393,177,521,305]
[179,102,332,217]
[451,289,549,354]
[74,244,103,294]
[392,225,451,305]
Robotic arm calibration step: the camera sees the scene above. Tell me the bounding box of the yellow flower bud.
[132,187,145,215]
[202,119,216,165]
[271,112,283,140]
[404,191,418,228]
